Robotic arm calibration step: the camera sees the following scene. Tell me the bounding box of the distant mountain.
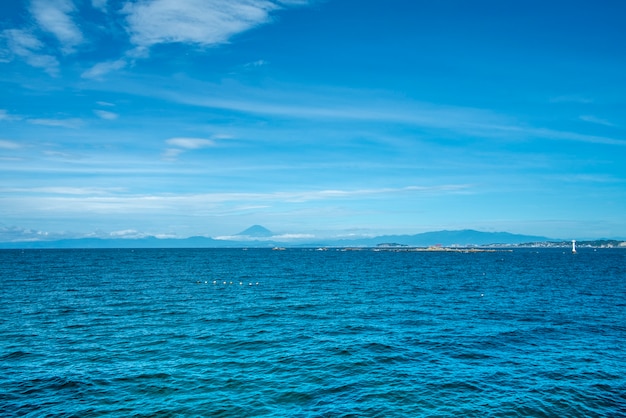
[381,229,552,247]
[0,229,556,249]
[315,229,554,247]
[236,225,274,237]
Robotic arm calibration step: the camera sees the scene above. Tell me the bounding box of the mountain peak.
[236,225,273,237]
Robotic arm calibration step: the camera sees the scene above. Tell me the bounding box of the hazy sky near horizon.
[1,0,625,241]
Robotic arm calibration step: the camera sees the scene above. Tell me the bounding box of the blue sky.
[1,0,625,242]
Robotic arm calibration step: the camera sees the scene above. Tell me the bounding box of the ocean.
[1,248,625,417]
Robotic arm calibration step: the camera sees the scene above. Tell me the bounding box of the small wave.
[1,350,34,360]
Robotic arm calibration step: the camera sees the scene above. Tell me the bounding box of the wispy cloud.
[273,185,472,203]
[0,225,52,243]
[28,118,83,128]
[579,115,617,127]
[5,0,311,77]
[276,0,313,4]
[523,127,626,146]
[94,109,119,120]
[81,59,127,79]
[243,59,269,68]
[108,229,150,238]
[0,140,22,150]
[0,109,20,121]
[121,0,279,49]
[1,184,470,217]
[2,29,59,75]
[1,186,126,195]
[91,0,108,13]
[163,136,224,160]
[77,1,297,79]
[30,0,83,54]
[166,137,217,149]
[149,81,626,147]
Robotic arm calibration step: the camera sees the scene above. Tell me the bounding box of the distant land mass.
[236,225,274,237]
[331,230,554,247]
[0,227,606,249]
[1,226,624,249]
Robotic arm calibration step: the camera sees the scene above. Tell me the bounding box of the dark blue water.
[1,248,625,417]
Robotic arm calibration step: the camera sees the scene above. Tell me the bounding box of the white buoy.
[572,240,577,254]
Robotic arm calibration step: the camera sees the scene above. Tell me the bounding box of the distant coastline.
[0,229,624,250]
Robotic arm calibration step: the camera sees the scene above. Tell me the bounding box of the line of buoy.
[196,281,259,285]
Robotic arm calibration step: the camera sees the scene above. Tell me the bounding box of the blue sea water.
[1,248,625,417]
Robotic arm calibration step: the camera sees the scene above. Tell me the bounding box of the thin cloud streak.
[27,118,83,128]
[30,0,83,54]
[82,59,127,79]
[162,137,219,160]
[2,29,60,75]
[166,137,216,149]
[94,109,119,120]
[0,187,127,195]
[1,184,471,215]
[0,140,22,150]
[0,109,20,121]
[155,83,626,147]
[579,115,617,127]
[91,0,108,12]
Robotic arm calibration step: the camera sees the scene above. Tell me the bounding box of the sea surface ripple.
[1,248,625,417]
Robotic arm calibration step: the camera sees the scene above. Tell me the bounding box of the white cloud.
[579,115,617,127]
[28,118,83,128]
[81,59,127,79]
[3,29,42,53]
[109,229,148,238]
[163,137,218,160]
[121,0,279,49]
[4,0,311,77]
[244,59,268,68]
[94,109,119,120]
[0,109,20,121]
[22,53,60,75]
[162,148,184,160]
[153,82,626,147]
[273,185,471,203]
[0,140,21,150]
[92,0,108,12]
[277,0,309,4]
[0,225,51,243]
[30,0,83,54]
[42,149,83,160]
[524,127,626,146]
[1,187,125,195]
[166,137,216,149]
[2,29,60,75]
[0,184,468,219]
